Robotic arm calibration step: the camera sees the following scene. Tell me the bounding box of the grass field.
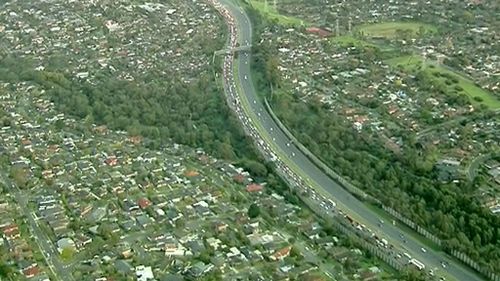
[330,35,397,53]
[331,35,377,48]
[249,0,306,26]
[357,22,437,38]
[387,55,500,109]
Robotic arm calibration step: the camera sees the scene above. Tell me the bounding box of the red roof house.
[306,27,331,38]
[2,223,20,239]
[270,246,292,261]
[138,198,151,209]
[22,265,40,278]
[184,170,200,177]
[233,173,245,184]
[105,156,118,166]
[246,183,263,193]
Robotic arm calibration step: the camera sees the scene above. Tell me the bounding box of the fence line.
[264,99,500,280]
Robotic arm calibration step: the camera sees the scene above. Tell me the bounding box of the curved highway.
[215,0,485,280]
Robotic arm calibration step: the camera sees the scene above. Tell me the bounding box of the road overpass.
[214,0,486,280]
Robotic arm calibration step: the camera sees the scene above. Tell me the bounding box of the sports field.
[357,22,437,38]
[387,55,500,109]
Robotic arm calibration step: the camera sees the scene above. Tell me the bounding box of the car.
[421,247,427,253]
[441,262,447,268]
[244,75,247,80]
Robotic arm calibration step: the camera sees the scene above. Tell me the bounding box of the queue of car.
[210,1,446,279]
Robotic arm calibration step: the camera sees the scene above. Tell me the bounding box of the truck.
[409,258,426,271]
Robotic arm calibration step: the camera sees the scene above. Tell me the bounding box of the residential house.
[186,261,214,279]
[270,245,292,261]
[246,183,263,193]
[136,265,154,281]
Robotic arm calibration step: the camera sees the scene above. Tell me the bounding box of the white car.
[421,247,427,253]
[244,75,247,80]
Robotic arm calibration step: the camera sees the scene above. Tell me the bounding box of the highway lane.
[216,0,485,280]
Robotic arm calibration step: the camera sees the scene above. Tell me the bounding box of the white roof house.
[135,265,154,281]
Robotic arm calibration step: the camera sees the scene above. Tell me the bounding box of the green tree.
[60,247,75,261]
[266,56,281,87]
[0,263,13,278]
[242,159,268,178]
[10,166,28,188]
[248,203,260,219]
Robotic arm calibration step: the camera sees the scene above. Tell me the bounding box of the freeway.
[215,0,485,280]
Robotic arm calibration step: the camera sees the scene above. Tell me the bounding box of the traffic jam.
[207,0,443,279]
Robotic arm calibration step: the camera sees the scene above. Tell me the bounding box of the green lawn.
[387,55,500,109]
[249,0,306,26]
[357,22,437,38]
[331,35,377,48]
[386,55,421,67]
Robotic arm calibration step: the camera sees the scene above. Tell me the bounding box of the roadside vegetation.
[248,0,306,26]
[247,0,500,275]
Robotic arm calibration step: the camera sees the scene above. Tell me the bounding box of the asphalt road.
[0,173,73,281]
[217,0,485,280]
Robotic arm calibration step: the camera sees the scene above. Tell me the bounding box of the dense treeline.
[0,54,278,183]
[245,6,500,275]
[273,94,500,271]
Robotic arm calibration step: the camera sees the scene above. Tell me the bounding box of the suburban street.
[215,0,485,280]
[0,173,73,281]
